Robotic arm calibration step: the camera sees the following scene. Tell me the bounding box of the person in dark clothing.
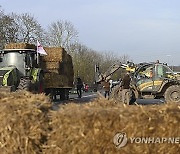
[121,71,131,104]
[102,80,110,99]
[76,77,83,98]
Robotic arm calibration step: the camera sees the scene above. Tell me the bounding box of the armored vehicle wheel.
[18,78,30,91]
[164,85,180,103]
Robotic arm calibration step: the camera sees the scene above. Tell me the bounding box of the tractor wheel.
[17,78,31,91]
[164,85,180,103]
[129,90,136,105]
[60,89,70,100]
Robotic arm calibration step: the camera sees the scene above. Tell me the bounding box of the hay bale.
[40,47,74,86]
[44,73,73,88]
[40,61,60,70]
[44,99,180,154]
[42,47,66,62]
[63,55,74,76]
[0,91,51,154]
[40,61,73,76]
[45,69,60,74]
[5,43,36,50]
[0,91,178,154]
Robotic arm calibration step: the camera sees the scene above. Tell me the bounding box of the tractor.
[95,62,180,103]
[0,47,43,93]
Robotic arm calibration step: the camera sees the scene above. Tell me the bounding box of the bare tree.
[119,54,131,63]
[71,43,103,83]
[14,13,46,44]
[0,9,18,49]
[47,20,78,50]
[70,42,132,83]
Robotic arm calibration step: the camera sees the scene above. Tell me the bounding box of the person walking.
[121,71,131,104]
[102,80,110,99]
[76,77,83,98]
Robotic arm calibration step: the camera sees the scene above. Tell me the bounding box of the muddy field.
[0,91,179,154]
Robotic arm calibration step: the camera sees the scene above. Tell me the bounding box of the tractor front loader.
[95,62,180,103]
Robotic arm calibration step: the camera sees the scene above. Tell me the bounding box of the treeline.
[0,6,130,84]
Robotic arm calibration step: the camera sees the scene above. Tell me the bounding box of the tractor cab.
[0,49,38,77]
[133,63,176,93]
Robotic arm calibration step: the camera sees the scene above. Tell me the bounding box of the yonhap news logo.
[113,132,128,148]
[113,132,180,149]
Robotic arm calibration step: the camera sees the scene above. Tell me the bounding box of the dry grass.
[45,98,180,154]
[0,91,51,154]
[0,92,179,154]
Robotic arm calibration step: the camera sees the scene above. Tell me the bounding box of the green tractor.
[0,48,43,93]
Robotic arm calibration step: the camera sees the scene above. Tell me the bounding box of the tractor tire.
[60,89,65,100]
[17,78,31,91]
[164,85,180,103]
[129,90,136,105]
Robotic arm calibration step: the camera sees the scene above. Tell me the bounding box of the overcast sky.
[1,0,180,65]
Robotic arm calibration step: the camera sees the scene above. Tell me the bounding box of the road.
[52,91,165,110]
[52,91,98,110]
[69,92,98,103]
